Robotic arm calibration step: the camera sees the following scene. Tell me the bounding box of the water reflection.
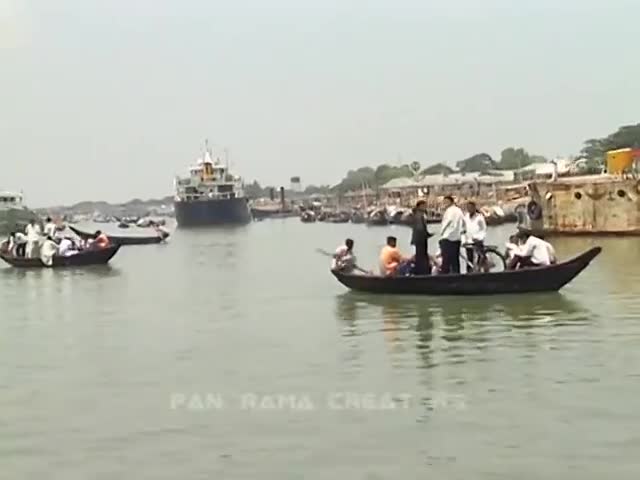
[335,292,593,366]
[0,265,120,279]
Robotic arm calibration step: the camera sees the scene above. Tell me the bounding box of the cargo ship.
[173,143,251,227]
[0,190,39,235]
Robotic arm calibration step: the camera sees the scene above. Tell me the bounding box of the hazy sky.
[1,0,638,206]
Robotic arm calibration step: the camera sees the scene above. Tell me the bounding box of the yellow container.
[606,148,633,173]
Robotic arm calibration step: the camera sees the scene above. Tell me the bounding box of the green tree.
[409,161,421,176]
[580,124,640,161]
[456,153,497,172]
[304,184,331,195]
[497,148,534,170]
[421,163,454,175]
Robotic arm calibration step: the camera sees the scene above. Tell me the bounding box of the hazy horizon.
[2,0,638,207]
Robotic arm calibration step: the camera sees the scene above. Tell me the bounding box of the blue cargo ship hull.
[174,197,251,227]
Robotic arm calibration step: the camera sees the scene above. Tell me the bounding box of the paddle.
[315,248,373,275]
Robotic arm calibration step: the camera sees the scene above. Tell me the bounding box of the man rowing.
[508,230,556,269]
[332,238,356,272]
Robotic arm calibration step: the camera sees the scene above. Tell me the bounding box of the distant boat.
[173,142,251,227]
[69,225,169,246]
[0,191,39,235]
[366,208,389,226]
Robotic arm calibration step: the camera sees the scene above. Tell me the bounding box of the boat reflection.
[334,291,593,368]
[0,264,120,279]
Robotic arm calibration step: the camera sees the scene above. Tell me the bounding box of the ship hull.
[174,197,251,227]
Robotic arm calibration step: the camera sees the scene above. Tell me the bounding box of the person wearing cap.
[410,199,433,275]
[439,195,465,274]
[379,236,412,276]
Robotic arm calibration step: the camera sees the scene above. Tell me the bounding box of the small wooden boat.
[300,211,316,223]
[0,245,121,268]
[366,208,389,226]
[350,210,366,224]
[69,226,168,246]
[327,211,351,223]
[331,247,601,296]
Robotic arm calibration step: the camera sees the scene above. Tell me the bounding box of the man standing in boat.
[25,219,41,258]
[438,196,465,274]
[462,201,487,271]
[410,200,432,275]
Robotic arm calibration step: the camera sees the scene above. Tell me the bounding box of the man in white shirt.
[44,217,57,238]
[462,201,487,271]
[332,238,356,272]
[58,237,79,257]
[439,195,465,274]
[8,231,27,257]
[509,230,556,269]
[25,220,42,258]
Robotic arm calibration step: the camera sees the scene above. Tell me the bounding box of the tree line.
[245,124,640,197]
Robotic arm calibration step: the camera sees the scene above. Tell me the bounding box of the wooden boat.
[327,211,351,223]
[331,247,601,296]
[0,245,121,268]
[69,226,168,246]
[350,210,366,224]
[366,208,389,226]
[300,211,316,223]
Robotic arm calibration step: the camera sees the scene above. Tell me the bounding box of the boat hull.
[174,197,251,227]
[332,247,601,296]
[69,226,167,245]
[0,245,121,268]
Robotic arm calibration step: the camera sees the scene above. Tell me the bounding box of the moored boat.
[69,226,168,245]
[0,191,39,235]
[350,210,366,224]
[366,208,389,226]
[300,211,316,223]
[0,245,121,268]
[327,211,351,223]
[331,247,601,296]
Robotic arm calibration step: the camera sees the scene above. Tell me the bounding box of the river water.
[1,219,639,479]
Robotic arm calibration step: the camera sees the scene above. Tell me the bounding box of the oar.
[315,248,373,275]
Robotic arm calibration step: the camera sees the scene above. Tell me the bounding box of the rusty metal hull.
[527,176,640,235]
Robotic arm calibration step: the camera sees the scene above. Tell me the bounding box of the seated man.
[58,236,80,257]
[430,249,442,275]
[92,230,111,249]
[379,236,413,276]
[332,238,357,272]
[40,236,59,267]
[508,230,554,269]
[504,235,520,264]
